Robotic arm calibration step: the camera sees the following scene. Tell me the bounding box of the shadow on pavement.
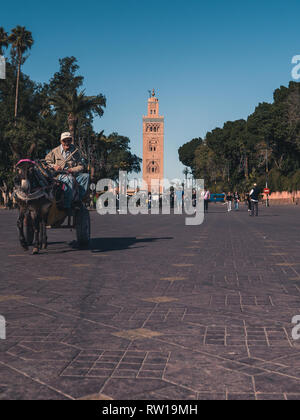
[90,236,173,253]
[254,214,280,217]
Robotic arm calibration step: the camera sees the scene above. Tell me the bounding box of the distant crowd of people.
[90,183,262,216]
[203,183,261,216]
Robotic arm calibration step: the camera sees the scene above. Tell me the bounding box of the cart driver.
[45,132,89,209]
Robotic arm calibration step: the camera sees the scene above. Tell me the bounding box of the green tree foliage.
[90,132,141,181]
[178,137,202,171]
[42,56,85,141]
[0,27,9,55]
[179,82,300,193]
[0,29,141,188]
[49,89,106,145]
[0,61,50,184]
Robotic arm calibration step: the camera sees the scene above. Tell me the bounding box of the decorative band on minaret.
[142,90,164,192]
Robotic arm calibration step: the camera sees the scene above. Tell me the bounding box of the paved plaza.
[0,204,300,400]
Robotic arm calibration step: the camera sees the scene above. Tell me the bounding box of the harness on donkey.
[14,154,83,208]
[14,158,63,205]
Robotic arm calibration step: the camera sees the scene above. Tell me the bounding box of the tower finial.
[152,88,155,97]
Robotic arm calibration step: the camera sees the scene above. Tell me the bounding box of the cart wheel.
[24,214,34,246]
[75,206,90,248]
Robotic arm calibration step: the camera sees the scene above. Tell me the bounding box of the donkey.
[14,159,60,254]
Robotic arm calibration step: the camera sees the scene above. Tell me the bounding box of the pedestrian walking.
[192,188,196,207]
[226,192,233,212]
[204,188,211,213]
[245,193,251,212]
[233,191,240,211]
[249,183,260,216]
[147,192,152,210]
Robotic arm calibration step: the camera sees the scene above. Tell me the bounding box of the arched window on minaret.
[147,161,159,174]
[149,140,158,152]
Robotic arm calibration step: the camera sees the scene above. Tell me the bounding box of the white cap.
[60,132,72,141]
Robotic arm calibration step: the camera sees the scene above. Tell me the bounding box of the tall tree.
[50,89,106,145]
[44,56,85,144]
[91,132,142,180]
[8,26,34,123]
[48,56,83,97]
[178,137,202,173]
[0,27,8,56]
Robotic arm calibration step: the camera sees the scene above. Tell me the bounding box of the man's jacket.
[45,145,85,174]
[250,187,260,201]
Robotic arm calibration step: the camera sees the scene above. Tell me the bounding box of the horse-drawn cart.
[15,159,91,253]
[23,204,91,249]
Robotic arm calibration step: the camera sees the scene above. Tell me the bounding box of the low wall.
[263,191,300,205]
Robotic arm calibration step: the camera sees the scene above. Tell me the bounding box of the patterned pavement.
[0,204,300,400]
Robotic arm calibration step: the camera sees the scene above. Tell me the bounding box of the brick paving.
[0,204,300,400]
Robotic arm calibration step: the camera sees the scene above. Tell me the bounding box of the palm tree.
[50,89,106,144]
[8,26,34,123]
[0,27,9,55]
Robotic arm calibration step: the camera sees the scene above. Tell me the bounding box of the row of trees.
[0,26,141,189]
[179,82,300,193]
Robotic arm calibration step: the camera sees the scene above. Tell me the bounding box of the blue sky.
[1,0,299,179]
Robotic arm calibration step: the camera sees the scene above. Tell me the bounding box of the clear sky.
[1,0,299,179]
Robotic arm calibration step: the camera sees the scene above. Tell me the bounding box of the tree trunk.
[245,156,248,179]
[68,113,78,145]
[14,48,21,126]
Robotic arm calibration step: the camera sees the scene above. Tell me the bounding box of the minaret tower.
[142,89,164,192]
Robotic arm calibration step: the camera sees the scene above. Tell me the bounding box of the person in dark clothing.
[249,183,260,216]
[245,193,251,212]
[204,188,210,213]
